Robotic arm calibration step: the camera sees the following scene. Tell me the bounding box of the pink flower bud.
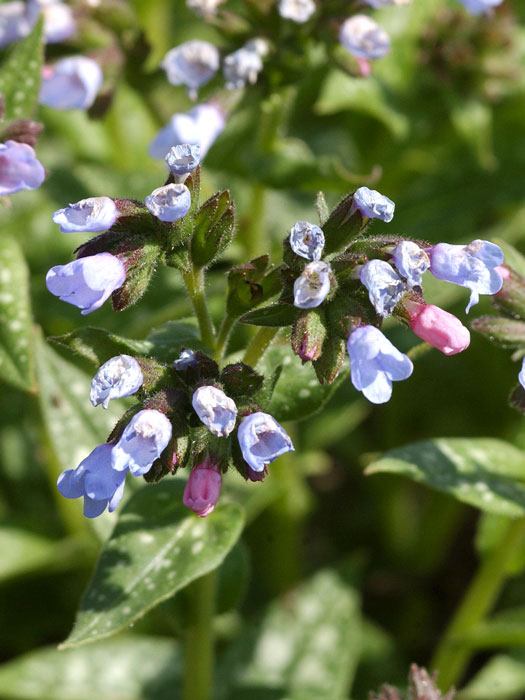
[406,301,470,356]
[183,459,222,517]
[495,264,511,284]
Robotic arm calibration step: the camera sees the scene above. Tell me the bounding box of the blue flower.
[352,186,395,222]
[360,259,406,317]
[347,325,413,404]
[289,221,325,262]
[52,196,118,233]
[165,144,201,177]
[149,104,225,160]
[0,140,45,195]
[161,40,219,99]
[144,184,191,223]
[40,56,103,111]
[429,240,504,312]
[174,349,198,370]
[237,412,294,473]
[339,15,390,61]
[294,261,331,309]
[458,0,503,15]
[90,355,144,409]
[57,443,126,518]
[46,253,126,315]
[519,358,525,390]
[192,386,238,437]
[223,46,263,90]
[392,241,430,289]
[111,409,172,476]
[278,0,316,23]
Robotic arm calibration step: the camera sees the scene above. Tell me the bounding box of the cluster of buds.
[471,260,525,413]
[241,186,504,404]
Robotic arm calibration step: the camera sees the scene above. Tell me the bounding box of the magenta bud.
[406,301,470,356]
[183,459,222,517]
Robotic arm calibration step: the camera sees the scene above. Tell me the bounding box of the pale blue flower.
[0,140,45,195]
[162,40,219,99]
[145,183,191,223]
[192,386,237,438]
[52,196,118,233]
[458,0,503,15]
[289,221,325,262]
[39,0,76,44]
[429,240,504,312]
[360,259,406,317]
[149,104,225,160]
[294,261,331,309]
[165,144,201,176]
[90,355,143,409]
[353,186,395,222]
[223,47,263,90]
[0,0,39,49]
[111,409,172,476]
[237,412,294,472]
[40,56,103,110]
[347,325,413,404]
[173,349,198,370]
[339,15,390,61]
[278,0,316,23]
[57,443,126,518]
[519,358,525,390]
[392,241,430,289]
[46,253,126,315]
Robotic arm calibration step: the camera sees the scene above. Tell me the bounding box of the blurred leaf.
[0,19,43,121]
[450,99,495,171]
[49,327,151,370]
[62,480,244,648]
[0,635,181,700]
[260,346,347,422]
[216,540,250,615]
[0,526,69,583]
[458,654,525,700]
[217,570,361,700]
[0,236,35,391]
[366,439,525,517]
[476,513,525,575]
[315,70,409,139]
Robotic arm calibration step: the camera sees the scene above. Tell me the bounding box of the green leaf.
[240,304,298,328]
[146,319,203,363]
[0,526,69,583]
[315,70,409,139]
[366,438,525,518]
[191,191,235,268]
[217,570,361,700]
[0,19,43,121]
[0,635,181,700]
[62,480,244,648]
[459,654,525,700]
[49,327,152,371]
[0,236,35,391]
[450,99,495,171]
[260,346,347,422]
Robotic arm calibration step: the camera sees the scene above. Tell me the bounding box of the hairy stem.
[431,516,525,689]
[243,327,280,367]
[182,267,216,351]
[182,570,217,700]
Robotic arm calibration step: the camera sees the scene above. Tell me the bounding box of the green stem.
[431,516,525,690]
[182,570,217,700]
[182,267,216,351]
[243,327,280,367]
[238,184,266,259]
[215,314,237,362]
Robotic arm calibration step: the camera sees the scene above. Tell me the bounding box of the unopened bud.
[183,458,222,517]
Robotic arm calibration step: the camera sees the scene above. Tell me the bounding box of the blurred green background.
[2,0,525,698]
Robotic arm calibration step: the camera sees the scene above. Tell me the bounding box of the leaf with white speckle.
[366,438,525,517]
[217,570,361,700]
[0,236,35,391]
[0,19,43,121]
[61,480,244,648]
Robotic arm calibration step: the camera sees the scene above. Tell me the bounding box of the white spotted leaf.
[217,570,361,700]
[366,438,525,517]
[260,346,347,422]
[0,635,182,700]
[0,236,35,391]
[61,480,244,648]
[0,19,43,121]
